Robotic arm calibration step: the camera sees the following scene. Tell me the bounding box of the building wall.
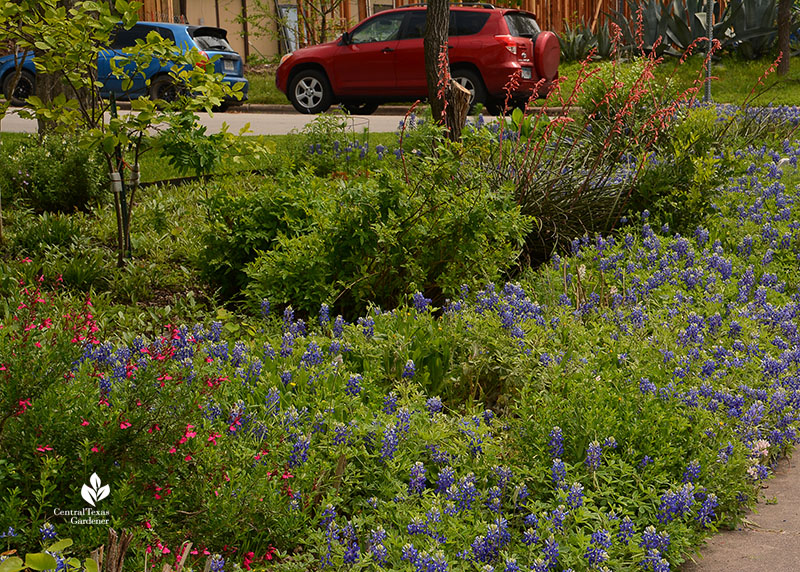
[182,0,280,60]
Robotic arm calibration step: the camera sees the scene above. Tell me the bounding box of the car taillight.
[495,35,528,60]
[196,50,209,69]
[495,35,517,54]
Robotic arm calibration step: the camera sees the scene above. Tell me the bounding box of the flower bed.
[2,134,800,572]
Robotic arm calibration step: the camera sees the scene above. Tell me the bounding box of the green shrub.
[0,135,106,213]
[240,152,531,317]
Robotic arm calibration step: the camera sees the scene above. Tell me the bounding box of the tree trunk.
[777,0,791,76]
[423,0,450,124]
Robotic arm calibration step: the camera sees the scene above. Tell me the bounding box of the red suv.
[275,4,559,115]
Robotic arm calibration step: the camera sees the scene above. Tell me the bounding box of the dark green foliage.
[606,0,797,58]
[0,135,106,213]
[241,155,531,316]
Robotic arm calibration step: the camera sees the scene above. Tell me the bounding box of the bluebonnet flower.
[0,526,17,538]
[368,527,388,566]
[383,392,398,414]
[209,555,225,572]
[301,341,324,367]
[283,305,295,327]
[345,374,363,397]
[319,303,330,326]
[640,526,670,552]
[280,370,293,386]
[332,315,345,337]
[683,460,701,483]
[445,473,480,514]
[319,504,337,527]
[504,558,520,572]
[436,466,456,494]
[522,527,540,546]
[585,441,603,470]
[548,426,564,458]
[549,506,568,533]
[426,396,443,415]
[413,291,432,312]
[550,458,567,488]
[40,523,57,540]
[280,332,295,357]
[484,486,502,513]
[358,316,375,338]
[341,522,360,564]
[543,536,559,568]
[696,493,719,527]
[408,461,426,494]
[402,359,416,378]
[470,518,511,563]
[288,434,311,467]
[658,483,696,523]
[566,482,584,509]
[333,421,353,446]
[381,424,399,462]
[618,516,635,544]
[584,529,610,566]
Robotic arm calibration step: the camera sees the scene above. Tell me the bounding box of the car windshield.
[504,13,541,38]
[191,28,233,51]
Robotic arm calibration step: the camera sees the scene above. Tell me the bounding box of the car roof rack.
[401,3,497,8]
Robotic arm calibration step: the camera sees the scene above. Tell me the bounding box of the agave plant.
[722,0,779,58]
[608,0,673,55]
[560,18,598,61]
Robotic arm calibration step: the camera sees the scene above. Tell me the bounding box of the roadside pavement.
[681,456,800,571]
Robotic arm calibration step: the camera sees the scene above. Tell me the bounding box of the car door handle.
[448,45,454,49]
[382,47,394,53]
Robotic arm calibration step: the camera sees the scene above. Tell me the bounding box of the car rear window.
[503,13,541,38]
[399,9,490,40]
[111,24,175,49]
[450,11,490,36]
[190,27,234,51]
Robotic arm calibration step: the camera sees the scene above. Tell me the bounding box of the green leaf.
[84,558,99,572]
[25,553,58,571]
[48,538,73,553]
[0,557,25,572]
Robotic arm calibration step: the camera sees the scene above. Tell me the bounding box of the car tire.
[342,102,379,115]
[288,70,333,114]
[3,69,35,106]
[451,69,487,112]
[149,75,183,102]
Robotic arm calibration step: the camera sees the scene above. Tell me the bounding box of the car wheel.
[3,70,35,106]
[342,102,379,115]
[149,75,183,103]
[451,69,487,112]
[289,70,333,114]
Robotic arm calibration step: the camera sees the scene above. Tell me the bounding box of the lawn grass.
[552,55,800,106]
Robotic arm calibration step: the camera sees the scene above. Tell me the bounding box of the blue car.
[0,22,248,109]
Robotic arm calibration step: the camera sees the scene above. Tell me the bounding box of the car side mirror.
[340,32,351,45]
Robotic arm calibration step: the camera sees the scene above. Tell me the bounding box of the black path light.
[705,0,714,102]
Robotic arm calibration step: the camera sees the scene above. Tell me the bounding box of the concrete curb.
[114,100,572,116]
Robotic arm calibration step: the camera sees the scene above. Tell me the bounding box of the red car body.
[275,5,559,114]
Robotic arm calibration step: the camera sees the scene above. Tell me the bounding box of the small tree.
[0,0,248,266]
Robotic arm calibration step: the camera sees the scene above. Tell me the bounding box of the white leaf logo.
[81,473,110,507]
